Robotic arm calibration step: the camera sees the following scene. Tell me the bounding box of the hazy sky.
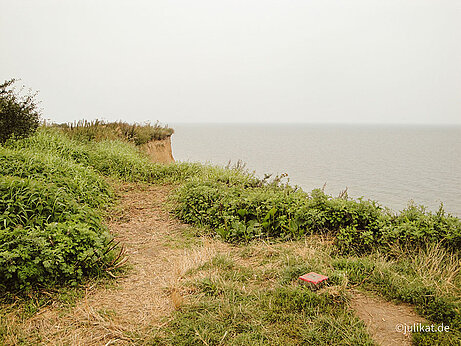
[1,0,460,124]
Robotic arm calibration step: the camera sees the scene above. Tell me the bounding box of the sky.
[1,0,460,125]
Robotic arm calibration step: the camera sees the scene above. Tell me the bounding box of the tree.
[0,79,41,143]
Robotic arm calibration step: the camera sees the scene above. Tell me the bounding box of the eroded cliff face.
[140,136,174,164]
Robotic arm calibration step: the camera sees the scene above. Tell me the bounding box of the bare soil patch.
[350,290,426,346]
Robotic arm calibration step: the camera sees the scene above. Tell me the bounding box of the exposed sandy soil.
[350,290,427,346]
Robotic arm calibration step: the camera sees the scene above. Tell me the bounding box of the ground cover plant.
[1,125,460,344]
[0,126,201,293]
[0,128,145,293]
[0,138,115,292]
[172,173,461,253]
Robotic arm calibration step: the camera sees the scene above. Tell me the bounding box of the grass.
[8,127,203,184]
[151,242,375,345]
[1,126,460,344]
[53,119,174,144]
[0,138,116,291]
[0,275,118,345]
[152,237,460,344]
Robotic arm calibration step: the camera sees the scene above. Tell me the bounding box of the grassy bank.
[1,127,460,344]
[53,120,174,145]
[0,127,204,293]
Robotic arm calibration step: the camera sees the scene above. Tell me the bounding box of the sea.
[170,124,461,217]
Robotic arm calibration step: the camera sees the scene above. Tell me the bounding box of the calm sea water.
[171,124,461,217]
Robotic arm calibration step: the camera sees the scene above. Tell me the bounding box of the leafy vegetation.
[0,79,40,143]
[8,128,201,183]
[165,149,460,343]
[172,171,461,254]
[0,131,115,292]
[3,126,458,287]
[1,123,459,344]
[0,126,200,292]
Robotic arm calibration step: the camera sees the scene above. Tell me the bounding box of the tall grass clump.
[0,146,112,209]
[9,128,203,184]
[54,119,174,145]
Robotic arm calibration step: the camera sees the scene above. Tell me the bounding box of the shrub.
[0,79,40,144]
[0,176,113,291]
[0,221,112,291]
[172,171,461,254]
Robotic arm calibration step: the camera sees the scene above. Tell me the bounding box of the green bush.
[0,176,112,291]
[335,204,461,254]
[0,130,117,292]
[0,127,203,292]
[0,221,112,291]
[0,79,40,144]
[173,171,461,254]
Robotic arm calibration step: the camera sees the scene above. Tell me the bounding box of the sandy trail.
[350,290,426,346]
[15,184,226,345]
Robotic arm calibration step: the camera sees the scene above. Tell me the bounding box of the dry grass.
[53,119,174,145]
[0,183,229,345]
[410,242,461,297]
[2,183,458,345]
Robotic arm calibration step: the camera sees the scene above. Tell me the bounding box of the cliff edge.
[140,136,174,164]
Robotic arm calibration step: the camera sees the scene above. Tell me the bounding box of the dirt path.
[18,184,228,345]
[350,290,426,346]
[5,183,428,345]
